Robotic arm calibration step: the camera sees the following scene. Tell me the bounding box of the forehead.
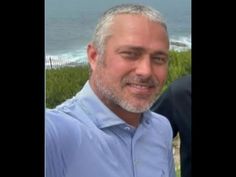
[107,14,169,50]
[111,14,163,29]
[110,14,167,37]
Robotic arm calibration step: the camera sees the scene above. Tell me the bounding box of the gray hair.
[92,4,168,56]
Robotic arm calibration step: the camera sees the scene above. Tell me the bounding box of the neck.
[109,104,142,128]
[89,80,142,128]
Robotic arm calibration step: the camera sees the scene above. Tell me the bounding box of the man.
[46,4,176,177]
[151,75,191,177]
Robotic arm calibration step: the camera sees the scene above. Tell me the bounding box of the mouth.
[127,83,156,96]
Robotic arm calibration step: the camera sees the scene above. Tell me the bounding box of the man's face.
[89,14,169,113]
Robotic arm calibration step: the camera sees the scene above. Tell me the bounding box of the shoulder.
[146,111,173,137]
[45,106,100,145]
[46,108,81,132]
[151,75,191,111]
[45,109,84,177]
[45,108,84,147]
[170,74,191,94]
[149,111,171,125]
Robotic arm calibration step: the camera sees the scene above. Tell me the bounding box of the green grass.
[163,50,191,91]
[176,168,181,177]
[46,50,191,108]
[46,65,89,108]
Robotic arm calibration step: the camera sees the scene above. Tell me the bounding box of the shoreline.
[45,49,191,70]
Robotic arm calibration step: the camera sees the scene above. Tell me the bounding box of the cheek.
[103,49,136,80]
[106,66,125,81]
[98,62,122,83]
[153,66,168,82]
[106,57,131,77]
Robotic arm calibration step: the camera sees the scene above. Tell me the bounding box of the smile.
[127,83,155,95]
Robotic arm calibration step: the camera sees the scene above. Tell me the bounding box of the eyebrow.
[115,46,145,53]
[116,45,168,56]
[152,51,168,56]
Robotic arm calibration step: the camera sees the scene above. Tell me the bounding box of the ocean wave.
[170,36,191,51]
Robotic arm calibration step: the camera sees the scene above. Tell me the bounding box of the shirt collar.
[76,81,126,129]
[56,81,153,129]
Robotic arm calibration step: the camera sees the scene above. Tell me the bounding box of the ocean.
[45,0,191,68]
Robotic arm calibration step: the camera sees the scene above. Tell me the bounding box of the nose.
[135,56,152,77]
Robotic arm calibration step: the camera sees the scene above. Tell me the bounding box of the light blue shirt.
[46,81,176,177]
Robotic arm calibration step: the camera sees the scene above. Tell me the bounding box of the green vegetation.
[163,50,191,90]
[176,168,181,177]
[46,65,89,108]
[46,50,191,108]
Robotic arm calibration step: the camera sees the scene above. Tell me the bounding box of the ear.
[87,43,98,71]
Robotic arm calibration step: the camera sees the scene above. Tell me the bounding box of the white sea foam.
[170,35,191,51]
[45,48,88,69]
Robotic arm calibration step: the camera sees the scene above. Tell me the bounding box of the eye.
[120,51,140,59]
[152,56,168,64]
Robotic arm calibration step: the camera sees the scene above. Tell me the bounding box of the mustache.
[122,76,159,87]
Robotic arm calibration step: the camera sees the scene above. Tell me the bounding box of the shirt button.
[124,126,131,131]
[134,160,140,166]
[63,107,70,113]
[145,119,150,124]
